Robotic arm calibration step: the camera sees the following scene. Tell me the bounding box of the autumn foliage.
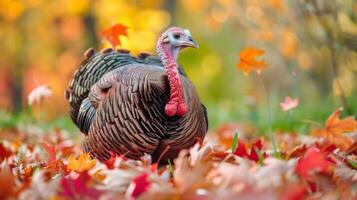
[100,23,128,48]
[314,108,357,151]
[236,47,268,75]
[0,107,357,199]
[1,0,357,199]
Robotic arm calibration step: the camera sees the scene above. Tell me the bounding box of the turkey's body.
[66,48,208,162]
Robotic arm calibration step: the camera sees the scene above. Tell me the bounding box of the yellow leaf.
[92,169,106,181]
[67,153,96,173]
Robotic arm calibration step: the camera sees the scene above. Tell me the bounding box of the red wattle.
[157,34,187,117]
[177,101,188,116]
[165,101,178,117]
[165,64,186,117]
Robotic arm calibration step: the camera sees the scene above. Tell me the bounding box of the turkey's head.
[165,27,198,49]
[156,27,198,117]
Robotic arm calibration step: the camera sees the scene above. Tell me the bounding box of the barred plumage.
[66,27,208,163]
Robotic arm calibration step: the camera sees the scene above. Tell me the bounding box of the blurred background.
[0,0,356,135]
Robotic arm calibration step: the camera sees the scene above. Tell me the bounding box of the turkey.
[66,27,208,163]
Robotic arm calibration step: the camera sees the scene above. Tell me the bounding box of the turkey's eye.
[173,33,180,40]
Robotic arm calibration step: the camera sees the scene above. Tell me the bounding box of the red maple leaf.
[233,139,266,162]
[41,141,57,166]
[295,147,334,179]
[100,23,128,48]
[104,151,116,169]
[127,173,151,199]
[60,171,101,199]
[233,140,248,157]
[104,151,128,170]
[41,141,68,174]
[0,143,12,162]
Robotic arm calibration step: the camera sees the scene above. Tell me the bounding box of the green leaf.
[231,131,239,152]
[347,158,357,169]
[167,159,174,176]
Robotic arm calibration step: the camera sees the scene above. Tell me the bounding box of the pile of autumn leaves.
[0,108,356,200]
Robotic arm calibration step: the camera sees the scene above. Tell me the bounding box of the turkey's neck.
[157,42,187,117]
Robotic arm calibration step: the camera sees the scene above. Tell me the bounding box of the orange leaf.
[236,47,268,75]
[100,23,128,48]
[313,108,357,151]
[67,153,96,173]
[0,162,17,198]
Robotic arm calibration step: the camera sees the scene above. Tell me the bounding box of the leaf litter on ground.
[1,107,357,199]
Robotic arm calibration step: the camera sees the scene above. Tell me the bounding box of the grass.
[0,108,77,134]
[207,93,357,134]
[1,93,356,137]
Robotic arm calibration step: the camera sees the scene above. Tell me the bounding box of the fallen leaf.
[104,151,116,170]
[100,168,141,192]
[236,47,268,75]
[0,161,19,198]
[59,171,101,199]
[313,108,357,151]
[281,184,308,200]
[280,96,299,111]
[126,172,152,199]
[233,139,266,162]
[295,147,334,179]
[41,141,57,166]
[174,143,215,193]
[255,158,297,189]
[0,143,12,162]
[19,170,60,200]
[100,23,128,48]
[215,123,241,149]
[67,153,96,173]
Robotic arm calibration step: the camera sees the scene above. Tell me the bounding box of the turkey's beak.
[181,37,199,48]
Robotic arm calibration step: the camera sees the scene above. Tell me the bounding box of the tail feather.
[67,48,141,133]
[66,47,187,134]
[77,98,96,133]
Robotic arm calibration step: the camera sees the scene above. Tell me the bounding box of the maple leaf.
[280,96,299,111]
[104,151,116,170]
[313,108,357,151]
[41,141,67,174]
[236,47,268,75]
[41,141,57,166]
[0,143,12,162]
[126,173,152,199]
[100,23,128,48]
[67,153,96,173]
[59,171,101,199]
[233,139,266,162]
[295,147,334,179]
[104,151,129,170]
[174,143,215,192]
[215,123,241,149]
